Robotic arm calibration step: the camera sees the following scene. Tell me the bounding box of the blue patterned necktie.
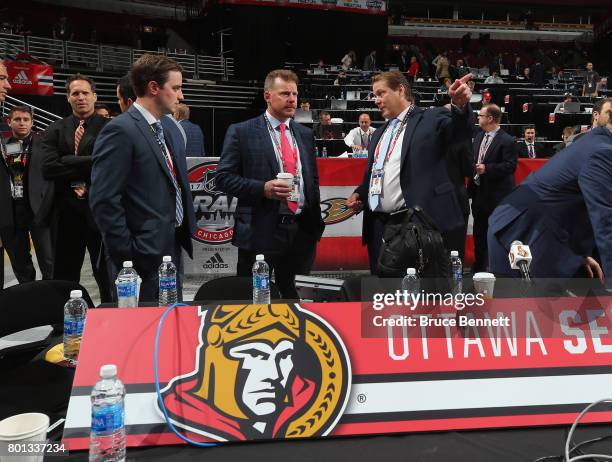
[152,122,183,226]
[368,118,400,211]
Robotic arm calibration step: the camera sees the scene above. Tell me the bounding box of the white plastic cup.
[0,413,50,462]
[276,172,294,189]
[473,272,496,299]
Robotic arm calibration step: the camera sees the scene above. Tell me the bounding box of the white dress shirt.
[477,126,501,163]
[378,106,410,213]
[343,126,376,149]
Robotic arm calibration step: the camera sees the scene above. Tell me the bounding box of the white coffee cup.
[276,172,294,189]
[473,272,496,299]
[0,413,50,462]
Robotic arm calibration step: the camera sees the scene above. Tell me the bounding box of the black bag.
[376,207,451,290]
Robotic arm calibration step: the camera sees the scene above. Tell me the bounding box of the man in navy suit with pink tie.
[215,69,325,298]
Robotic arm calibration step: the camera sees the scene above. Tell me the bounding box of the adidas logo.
[13,71,32,85]
[202,252,229,270]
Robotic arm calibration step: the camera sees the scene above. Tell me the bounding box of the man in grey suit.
[90,54,196,302]
[174,103,205,157]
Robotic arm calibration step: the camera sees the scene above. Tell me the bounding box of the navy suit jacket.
[355,104,474,244]
[488,126,612,279]
[469,128,518,214]
[89,105,196,272]
[215,114,325,252]
[179,119,205,157]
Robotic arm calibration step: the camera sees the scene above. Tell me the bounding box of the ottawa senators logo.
[159,304,351,441]
[320,197,356,225]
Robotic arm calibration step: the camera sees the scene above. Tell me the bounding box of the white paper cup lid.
[473,272,496,281]
[276,172,293,179]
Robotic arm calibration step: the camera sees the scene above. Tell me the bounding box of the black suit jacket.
[41,114,109,229]
[28,135,55,225]
[0,135,53,234]
[355,104,474,245]
[517,141,548,159]
[445,139,474,219]
[90,105,196,272]
[215,114,325,252]
[469,128,518,214]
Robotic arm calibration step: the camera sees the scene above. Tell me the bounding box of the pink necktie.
[279,123,298,213]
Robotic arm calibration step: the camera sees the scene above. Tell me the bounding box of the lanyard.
[372,105,414,168]
[264,114,299,175]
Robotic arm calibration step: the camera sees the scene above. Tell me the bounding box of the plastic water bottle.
[322,146,328,158]
[450,250,463,295]
[401,268,419,296]
[89,364,126,462]
[117,261,139,308]
[63,290,88,365]
[158,256,178,307]
[252,254,271,304]
[314,146,319,157]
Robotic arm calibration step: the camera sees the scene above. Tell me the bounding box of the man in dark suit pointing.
[215,69,324,298]
[346,71,474,274]
[90,54,196,301]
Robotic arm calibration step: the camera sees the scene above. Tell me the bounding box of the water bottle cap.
[100,364,117,379]
[163,256,172,262]
[450,250,459,257]
[70,290,82,298]
[123,261,133,268]
[256,254,265,261]
[406,268,416,275]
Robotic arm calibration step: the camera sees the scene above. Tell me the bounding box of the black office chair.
[341,276,363,302]
[194,276,281,302]
[0,280,94,420]
[0,280,94,367]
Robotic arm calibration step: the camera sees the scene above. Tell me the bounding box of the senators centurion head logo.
[188,161,237,245]
[159,304,351,441]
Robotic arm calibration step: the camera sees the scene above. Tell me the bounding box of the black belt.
[371,209,408,225]
[278,214,298,224]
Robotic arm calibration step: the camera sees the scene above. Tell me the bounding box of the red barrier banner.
[4,54,54,96]
[63,298,612,449]
[315,158,548,270]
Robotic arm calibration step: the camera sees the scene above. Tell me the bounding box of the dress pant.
[472,208,492,274]
[237,214,317,299]
[441,214,469,263]
[366,212,389,275]
[106,234,184,305]
[52,195,112,303]
[0,200,53,284]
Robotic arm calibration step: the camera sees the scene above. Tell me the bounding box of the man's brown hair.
[65,73,96,93]
[130,54,183,98]
[7,105,33,119]
[371,71,413,102]
[483,104,502,123]
[264,69,299,91]
[175,103,190,120]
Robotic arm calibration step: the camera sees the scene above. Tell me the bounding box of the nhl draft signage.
[184,157,237,275]
[63,296,612,449]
